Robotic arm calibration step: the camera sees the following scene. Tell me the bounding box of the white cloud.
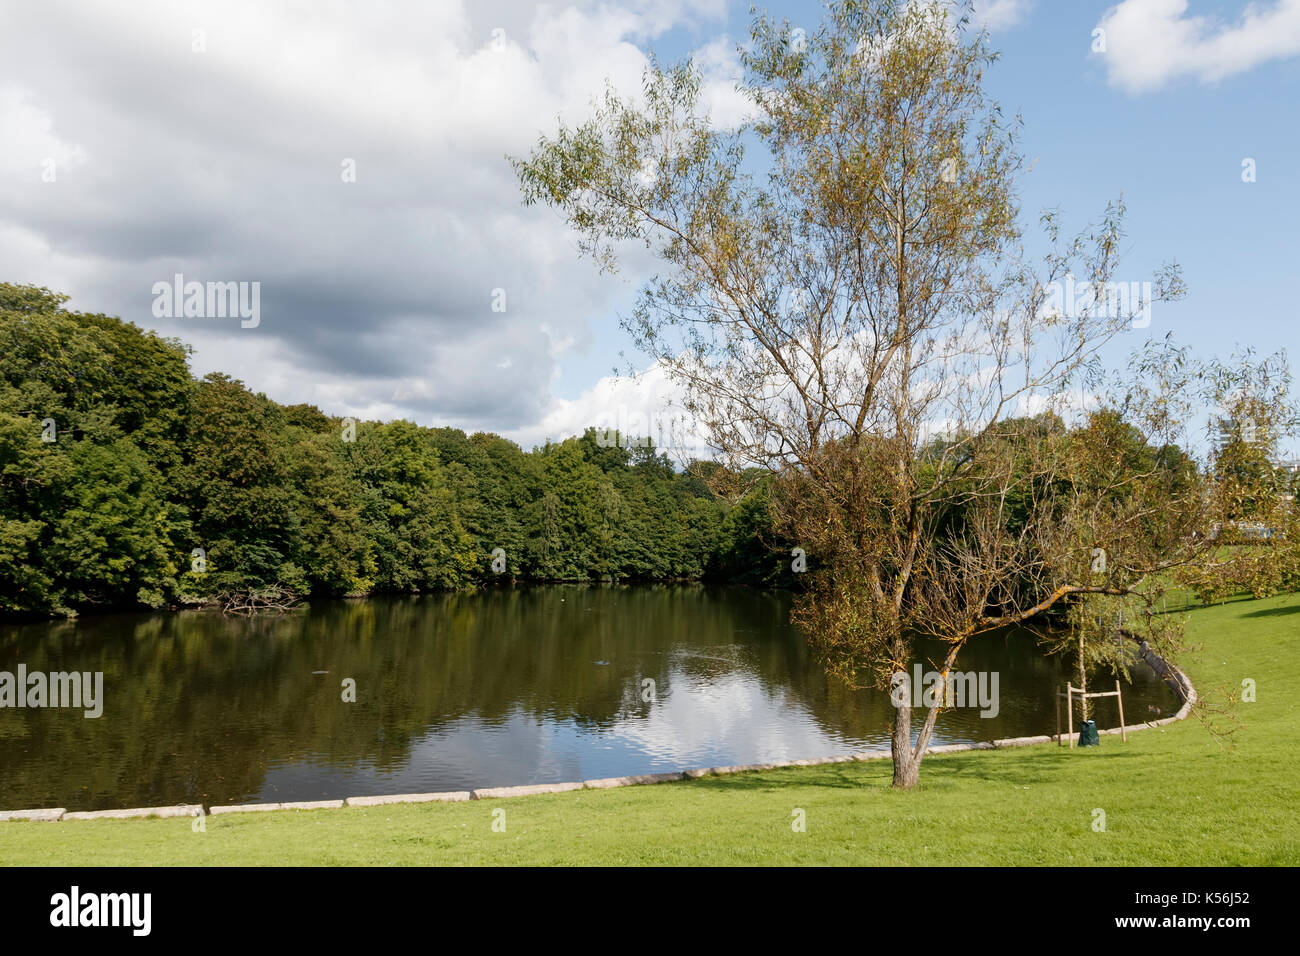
[0,88,89,178]
[971,0,1035,31]
[0,0,730,436]
[605,666,856,766]
[693,36,752,129]
[1095,0,1300,93]
[505,360,711,458]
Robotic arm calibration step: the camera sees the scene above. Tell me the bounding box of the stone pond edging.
[0,640,1197,824]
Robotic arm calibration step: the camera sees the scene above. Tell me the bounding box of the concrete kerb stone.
[0,808,66,822]
[684,760,794,778]
[345,791,471,807]
[583,772,684,789]
[208,802,283,815]
[61,805,202,821]
[991,735,1054,749]
[209,799,344,814]
[684,751,890,778]
[709,763,780,776]
[787,754,858,767]
[471,781,584,800]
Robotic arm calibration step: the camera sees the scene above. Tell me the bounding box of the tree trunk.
[890,700,919,789]
[891,643,962,790]
[1077,630,1089,722]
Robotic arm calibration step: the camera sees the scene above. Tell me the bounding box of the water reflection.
[0,585,1174,810]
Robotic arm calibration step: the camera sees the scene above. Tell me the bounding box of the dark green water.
[0,585,1174,811]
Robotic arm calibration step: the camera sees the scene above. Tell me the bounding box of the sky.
[1,0,1296,454]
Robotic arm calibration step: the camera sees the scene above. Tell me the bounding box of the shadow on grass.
[1241,603,1300,618]
[682,764,875,792]
[679,745,1156,794]
[923,746,1152,784]
[1164,592,1289,616]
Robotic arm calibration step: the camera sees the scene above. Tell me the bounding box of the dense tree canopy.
[0,282,789,615]
[2,282,1290,629]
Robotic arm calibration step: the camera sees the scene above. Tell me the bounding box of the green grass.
[3,593,1297,865]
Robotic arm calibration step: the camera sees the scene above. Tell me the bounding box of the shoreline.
[1,637,1196,823]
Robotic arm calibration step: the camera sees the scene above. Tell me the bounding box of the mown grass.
[2,593,1296,865]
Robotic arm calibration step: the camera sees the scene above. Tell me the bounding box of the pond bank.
[1,632,1198,824]
[1,586,1180,811]
[1,593,1292,865]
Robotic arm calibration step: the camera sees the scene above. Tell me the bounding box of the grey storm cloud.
[0,0,732,434]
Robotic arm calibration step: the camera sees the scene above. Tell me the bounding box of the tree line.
[4,281,1293,625]
[0,282,797,616]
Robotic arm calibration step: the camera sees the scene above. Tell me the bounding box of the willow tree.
[512,0,1193,788]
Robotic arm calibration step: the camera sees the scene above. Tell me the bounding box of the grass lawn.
[2,593,1297,866]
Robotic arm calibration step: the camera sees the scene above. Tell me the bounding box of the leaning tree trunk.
[891,643,962,790]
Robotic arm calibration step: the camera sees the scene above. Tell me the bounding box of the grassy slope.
[2,593,1296,866]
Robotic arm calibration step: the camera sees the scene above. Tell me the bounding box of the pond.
[0,585,1176,811]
